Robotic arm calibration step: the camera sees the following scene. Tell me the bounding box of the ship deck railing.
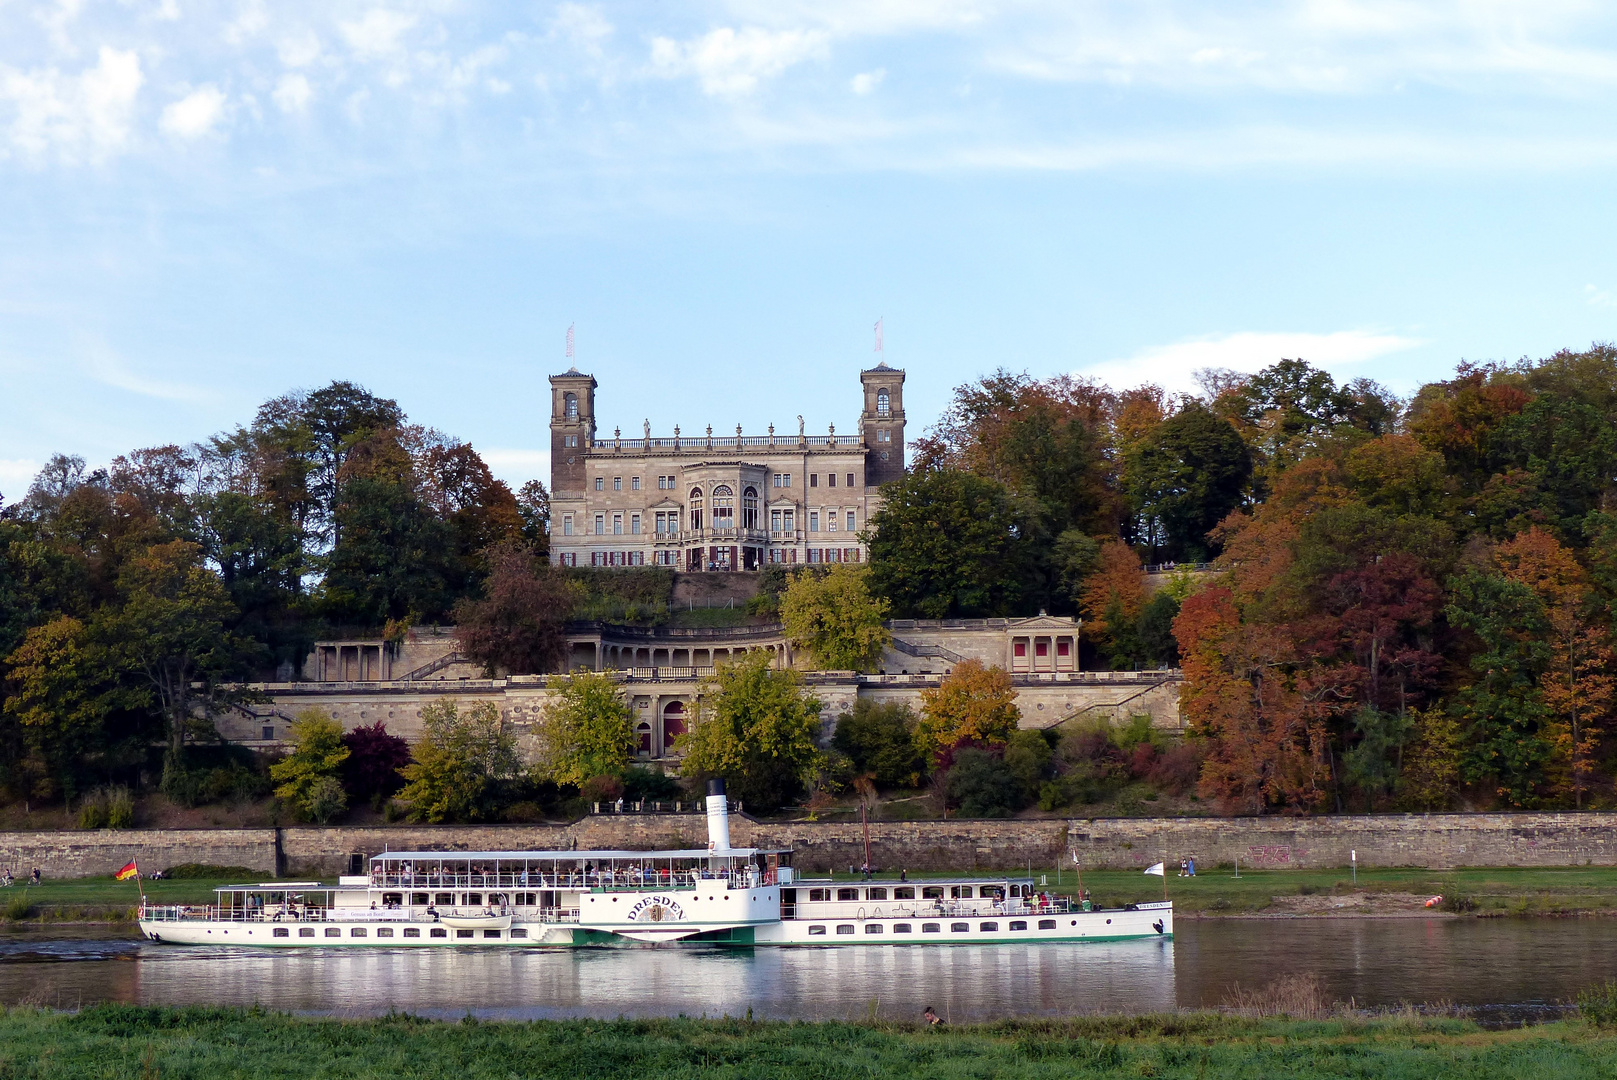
[140,905,583,925]
[369,871,775,891]
[783,898,1080,921]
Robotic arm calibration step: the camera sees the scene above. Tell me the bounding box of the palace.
[547,364,907,570]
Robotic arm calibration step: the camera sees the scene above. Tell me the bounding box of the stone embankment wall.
[7,813,1617,879]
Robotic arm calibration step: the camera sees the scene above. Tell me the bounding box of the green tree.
[1446,568,1555,807]
[97,541,259,793]
[779,565,891,672]
[1003,728,1056,800]
[270,709,351,823]
[915,659,1020,756]
[944,748,1024,817]
[534,671,635,787]
[1126,400,1251,562]
[831,699,928,789]
[454,543,579,676]
[867,468,1038,618]
[679,653,823,811]
[397,700,521,822]
[1341,707,1413,811]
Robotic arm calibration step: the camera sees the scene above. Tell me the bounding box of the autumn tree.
[454,542,581,676]
[679,653,823,810]
[1079,537,1147,652]
[270,709,351,823]
[779,565,891,672]
[533,671,636,787]
[397,700,521,822]
[339,721,412,805]
[915,659,1020,756]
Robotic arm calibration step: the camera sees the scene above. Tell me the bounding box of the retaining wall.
[6,813,1617,879]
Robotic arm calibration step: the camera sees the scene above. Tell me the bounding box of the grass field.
[0,1006,1615,1079]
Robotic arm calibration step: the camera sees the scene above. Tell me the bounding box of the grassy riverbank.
[15,865,1617,923]
[1,1006,1616,1079]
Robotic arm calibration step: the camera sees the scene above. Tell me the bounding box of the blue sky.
[5,0,1617,497]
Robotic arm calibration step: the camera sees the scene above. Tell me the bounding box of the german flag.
[114,861,138,881]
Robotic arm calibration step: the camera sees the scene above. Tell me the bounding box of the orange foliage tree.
[1079,538,1147,645]
[915,659,1020,756]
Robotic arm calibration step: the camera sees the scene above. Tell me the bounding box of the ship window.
[376,927,394,938]
[350,927,367,937]
[809,889,830,902]
[951,922,970,933]
[837,888,858,902]
[866,888,887,900]
[922,923,941,933]
[836,924,856,935]
[511,929,528,939]
[456,929,474,939]
[808,925,827,935]
[430,927,447,938]
[435,893,454,904]
[383,893,403,906]
[273,927,289,937]
[894,887,915,900]
[922,887,944,899]
[517,893,536,906]
[484,930,501,939]
[1010,921,1027,931]
[404,928,421,938]
[1038,919,1057,930]
[411,893,428,905]
[299,927,315,937]
[325,928,341,937]
[951,886,973,899]
[864,924,883,934]
[979,922,998,932]
[893,923,912,934]
[466,893,482,905]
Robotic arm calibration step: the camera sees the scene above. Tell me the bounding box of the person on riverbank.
[924,1007,943,1026]
[30,869,40,886]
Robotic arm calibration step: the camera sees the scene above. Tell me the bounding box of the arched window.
[689,488,704,531]
[637,722,652,755]
[711,484,734,528]
[742,486,759,530]
[876,388,890,417]
[564,393,578,420]
[663,701,686,752]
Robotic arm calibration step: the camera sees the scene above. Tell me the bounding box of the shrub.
[1439,893,1477,914]
[1578,980,1617,1027]
[78,793,108,830]
[580,774,624,803]
[1147,741,1204,795]
[622,767,680,802]
[944,748,1024,818]
[160,864,261,880]
[340,722,411,804]
[832,700,928,789]
[305,776,348,824]
[78,787,136,829]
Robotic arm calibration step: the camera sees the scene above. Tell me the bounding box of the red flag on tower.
[874,317,883,354]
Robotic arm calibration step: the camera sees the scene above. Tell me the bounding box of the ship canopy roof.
[369,849,781,862]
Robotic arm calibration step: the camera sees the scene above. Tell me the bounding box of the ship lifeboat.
[438,913,513,931]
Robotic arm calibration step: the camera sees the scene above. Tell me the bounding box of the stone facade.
[13,812,1617,879]
[547,364,906,571]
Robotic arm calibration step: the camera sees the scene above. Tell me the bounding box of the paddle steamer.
[138,783,1172,948]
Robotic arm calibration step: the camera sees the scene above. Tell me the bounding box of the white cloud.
[273,73,312,113]
[277,30,324,68]
[1079,330,1423,395]
[0,47,143,163]
[0,459,41,502]
[1586,284,1615,308]
[552,3,613,53]
[850,68,886,94]
[650,26,829,96]
[480,448,550,486]
[340,8,418,59]
[160,85,226,138]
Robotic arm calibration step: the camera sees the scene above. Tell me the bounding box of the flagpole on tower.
[566,323,575,362]
[874,317,883,358]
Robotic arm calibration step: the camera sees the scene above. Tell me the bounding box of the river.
[3,919,1613,1023]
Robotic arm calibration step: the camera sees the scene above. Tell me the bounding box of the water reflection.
[4,919,1617,1021]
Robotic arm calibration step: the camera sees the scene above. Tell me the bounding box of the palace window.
[613,477,622,491]
[558,552,576,566]
[689,488,704,531]
[656,550,677,565]
[826,512,837,532]
[879,430,891,442]
[594,514,604,535]
[784,509,794,532]
[809,474,818,488]
[562,514,573,536]
[631,514,641,535]
[631,476,640,491]
[771,509,782,533]
[594,477,604,491]
[711,485,734,527]
[743,487,758,529]
[877,389,890,417]
[564,393,578,419]
[828,473,836,488]
[809,511,819,532]
[847,510,856,531]
[613,514,623,535]
[562,435,578,447]
[847,473,855,487]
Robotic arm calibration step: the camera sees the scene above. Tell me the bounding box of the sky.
[5,0,1617,499]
